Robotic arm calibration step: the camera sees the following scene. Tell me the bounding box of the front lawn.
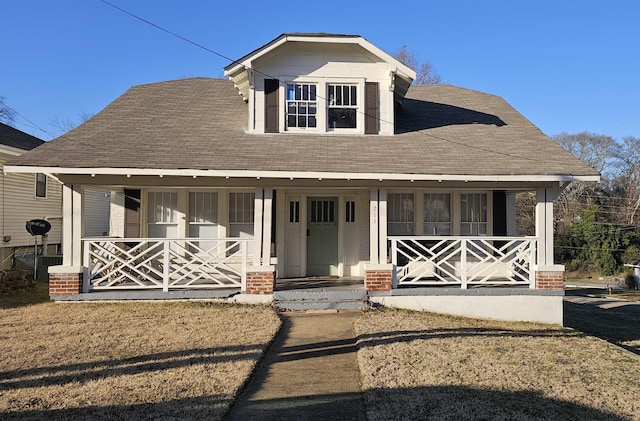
[356,309,640,421]
[0,290,280,420]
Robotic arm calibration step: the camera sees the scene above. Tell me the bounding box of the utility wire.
[2,103,55,139]
[97,0,598,168]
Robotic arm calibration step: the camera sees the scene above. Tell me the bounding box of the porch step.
[273,289,369,311]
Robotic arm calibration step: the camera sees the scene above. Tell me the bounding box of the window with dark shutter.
[265,79,279,133]
[365,82,379,134]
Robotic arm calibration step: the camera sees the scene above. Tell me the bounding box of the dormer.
[223,33,416,136]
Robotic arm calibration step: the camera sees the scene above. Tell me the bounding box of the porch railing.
[389,236,537,289]
[83,237,251,292]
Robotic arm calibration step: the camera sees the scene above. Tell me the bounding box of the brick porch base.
[246,266,276,294]
[48,266,83,296]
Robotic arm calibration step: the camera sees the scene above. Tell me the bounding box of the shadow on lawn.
[0,281,49,309]
[1,395,233,421]
[269,326,575,363]
[0,344,264,391]
[564,299,640,355]
[5,387,617,421]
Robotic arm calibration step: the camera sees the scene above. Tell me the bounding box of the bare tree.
[552,132,616,175]
[611,136,640,225]
[551,131,617,231]
[393,46,442,85]
[0,96,15,124]
[50,111,94,136]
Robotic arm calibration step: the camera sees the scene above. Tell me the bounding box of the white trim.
[72,185,82,267]
[3,165,601,183]
[224,34,416,82]
[0,144,33,156]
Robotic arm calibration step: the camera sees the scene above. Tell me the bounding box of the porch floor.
[52,277,562,302]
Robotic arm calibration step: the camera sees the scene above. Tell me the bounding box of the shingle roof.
[0,123,45,151]
[7,77,599,178]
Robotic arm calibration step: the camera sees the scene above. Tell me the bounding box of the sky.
[1,0,638,141]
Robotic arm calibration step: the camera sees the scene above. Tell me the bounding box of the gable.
[224,34,415,136]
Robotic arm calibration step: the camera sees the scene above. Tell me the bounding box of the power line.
[96,0,597,168]
[1,103,55,139]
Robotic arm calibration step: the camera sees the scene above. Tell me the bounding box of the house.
[4,34,600,323]
[0,123,62,268]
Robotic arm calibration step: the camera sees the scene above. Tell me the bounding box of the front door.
[307,197,338,276]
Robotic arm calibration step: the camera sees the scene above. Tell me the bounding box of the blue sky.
[2,0,638,141]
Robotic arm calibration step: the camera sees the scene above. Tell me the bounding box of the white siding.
[252,42,396,135]
[83,188,111,237]
[109,188,125,238]
[0,151,63,250]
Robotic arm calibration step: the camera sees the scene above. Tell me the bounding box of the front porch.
[48,234,560,295]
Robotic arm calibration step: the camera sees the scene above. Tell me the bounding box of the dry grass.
[0,292,280,420]
[356,309,640,421]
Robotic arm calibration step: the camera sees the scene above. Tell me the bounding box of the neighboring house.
[5,34,600,323]
[0,123,62,267]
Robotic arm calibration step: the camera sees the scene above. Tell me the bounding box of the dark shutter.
[124,189,141,238]
[493,191,507,251]
[492,191,507,236]
[365,82,379,134]
[264,79,279,133]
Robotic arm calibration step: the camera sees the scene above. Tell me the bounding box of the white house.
[5,34,600,323]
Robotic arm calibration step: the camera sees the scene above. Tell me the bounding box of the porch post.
[72,185,82,267]
[253,188,264,266]
[378,188,388,264]
[247,188,276,294]
[369,188,379,265]
[366,188,393,292]
[534,186,564,290]
[62,184,73,266]
[50,183,84,298]
[261,188,273,266]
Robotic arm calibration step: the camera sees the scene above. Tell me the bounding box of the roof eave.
[2,165,601,183]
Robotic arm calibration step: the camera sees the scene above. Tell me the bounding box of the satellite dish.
[26,219,51,236]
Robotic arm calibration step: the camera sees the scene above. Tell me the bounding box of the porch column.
[248,188,275,294]
[253,187,274,266]
[366,188,392,292]
[369,188,379,264]
[50,184,85,297]
[368,188,389,264]
[534,186,564,290]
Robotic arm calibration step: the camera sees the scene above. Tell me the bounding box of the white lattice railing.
[389,236,537,289]
[83,237,251,292]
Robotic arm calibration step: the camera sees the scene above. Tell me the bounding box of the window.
[35,173,47,198]
[460,193,488,235]
[229,192,255,237]
[388,193,414,235]
[189,192,218,239]
[310,199,335,223]
[346,201,356,223]
[327,84,357,129]
[424,193,451,235]
[147,192,178,238]
[289,201,300,223]
[286,83,317,129]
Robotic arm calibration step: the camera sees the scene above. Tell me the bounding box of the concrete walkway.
[226,311,365,421]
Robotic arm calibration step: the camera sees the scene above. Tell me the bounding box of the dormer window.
[328,84,357,129]
[286,83,317,129]
[224,34,416,136]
